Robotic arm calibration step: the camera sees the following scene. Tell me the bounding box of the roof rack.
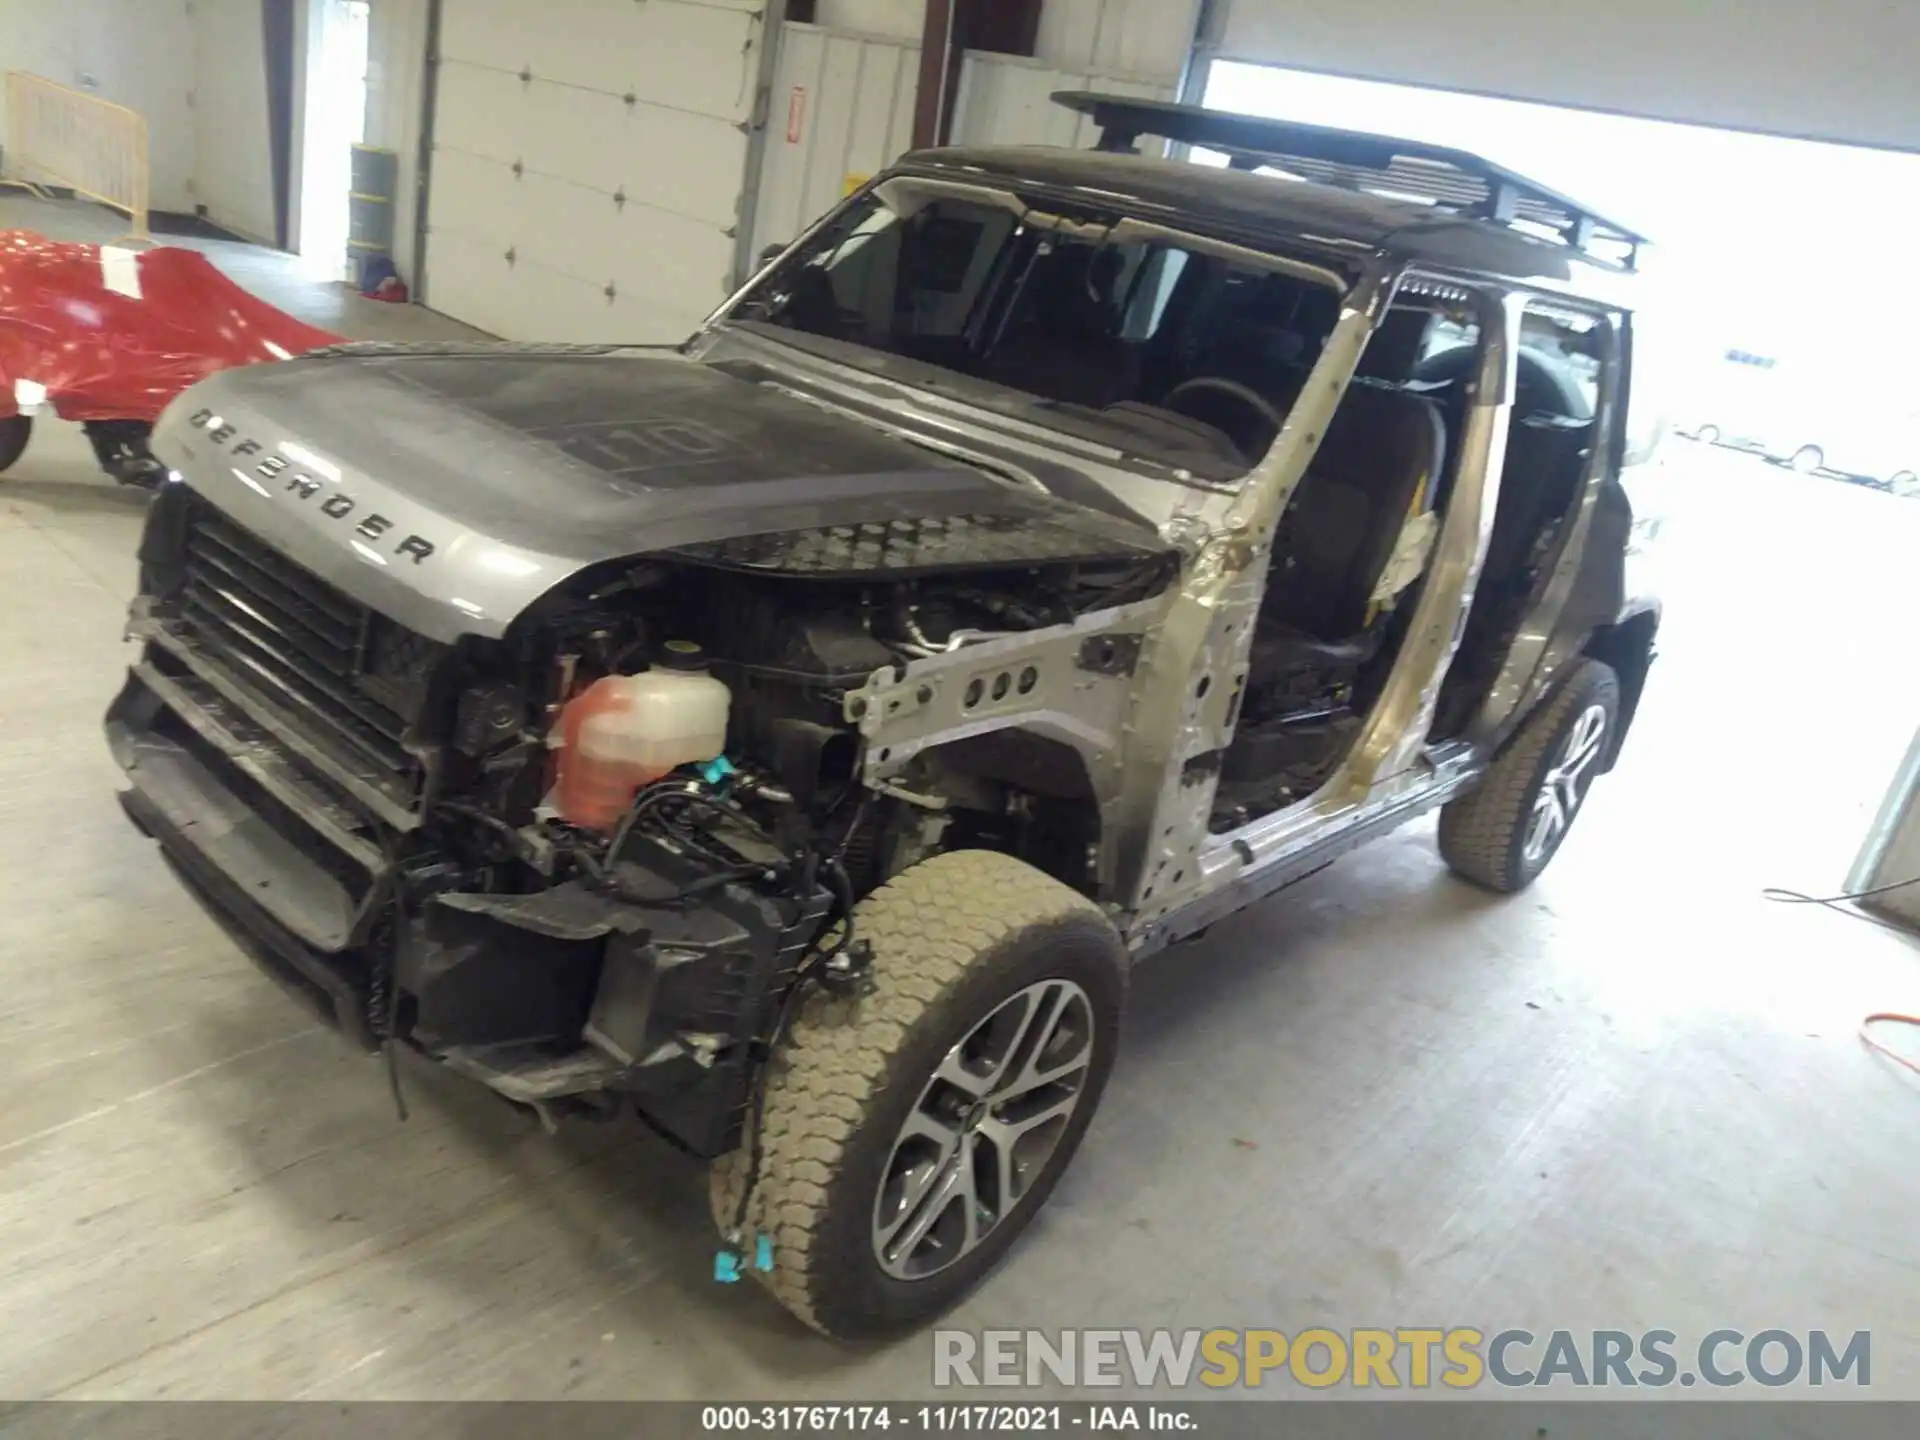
[1051,92,1648,271]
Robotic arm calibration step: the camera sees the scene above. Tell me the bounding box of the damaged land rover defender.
[106,95,1662,1337]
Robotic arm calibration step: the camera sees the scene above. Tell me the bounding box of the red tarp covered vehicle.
[0,230,340,483]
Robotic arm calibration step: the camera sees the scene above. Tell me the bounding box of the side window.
[1357,298,1483,389]
[1517,306,1603,420]
[1487,301,1612,580]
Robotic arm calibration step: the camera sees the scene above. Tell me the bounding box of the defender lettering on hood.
[154,351,1169,644]
[186,407,437,564]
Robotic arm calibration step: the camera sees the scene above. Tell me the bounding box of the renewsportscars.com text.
[933,1328,1871,1390]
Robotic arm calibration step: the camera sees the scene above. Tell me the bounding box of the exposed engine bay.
[421,523,1170,895]
[110,466,1173,1154]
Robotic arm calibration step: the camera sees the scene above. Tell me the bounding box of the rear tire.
[1788,445,1824,474]
[0,414,33,473]
[1439,659,1620,893]
[1888,471,1919,498]
[1694,424,1720,446]
[710,850,1127,1339]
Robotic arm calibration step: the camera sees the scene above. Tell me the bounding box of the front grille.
[173,502,441,803]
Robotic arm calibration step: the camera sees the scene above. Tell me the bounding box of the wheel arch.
[1583,606,1658,769]
[907,727,1107,896]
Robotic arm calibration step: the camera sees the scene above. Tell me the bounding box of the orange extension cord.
[1763,876,1920,1080]
[1859,1014,1920,1078]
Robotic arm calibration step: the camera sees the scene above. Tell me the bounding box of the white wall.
[947,0,1195,153]
[951,58,1169,150]
[813,0,1202,81]
[752,22,918,258]
[0,0,304,245]
[814,0,920,42]
[0,0,198,213]
[1037,0,1198,84]
[1215,0,1920,152]
[191,0,279,243]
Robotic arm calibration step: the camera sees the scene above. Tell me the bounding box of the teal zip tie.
[713,1231,771,1283]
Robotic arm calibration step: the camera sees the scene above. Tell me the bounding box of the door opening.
[299,0,371,277]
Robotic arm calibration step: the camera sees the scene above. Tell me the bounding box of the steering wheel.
[1159,377,1286,458]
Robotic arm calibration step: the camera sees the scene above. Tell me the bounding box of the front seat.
[1250,381,1447,683]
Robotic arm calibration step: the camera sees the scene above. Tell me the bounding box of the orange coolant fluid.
[553,644,731,831]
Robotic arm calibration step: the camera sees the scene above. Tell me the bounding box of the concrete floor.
[3,196,1920,1401]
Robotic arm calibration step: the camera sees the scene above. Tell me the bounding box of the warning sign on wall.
[786,87,807,145]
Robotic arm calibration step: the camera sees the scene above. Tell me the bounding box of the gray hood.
[154,347,1166,643]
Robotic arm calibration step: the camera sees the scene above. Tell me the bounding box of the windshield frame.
[702,173,1358,487]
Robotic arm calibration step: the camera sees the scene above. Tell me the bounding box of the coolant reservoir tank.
[555,641,731,831]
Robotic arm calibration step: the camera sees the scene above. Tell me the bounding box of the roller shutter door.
[1214,0,1920,151]
[423,0,761,341]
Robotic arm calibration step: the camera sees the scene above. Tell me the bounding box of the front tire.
[711,850,1127,1339]
[1694,424,1720,446]
[1888,471,1919,498]
[1788,444,1824,474]
[0,414,32,473]
[1439,659,1620,893]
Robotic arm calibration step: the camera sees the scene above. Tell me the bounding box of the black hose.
[602,780,699,875]
[605,784,764,872]
[821,855,857,956]
[727,852,860,1242]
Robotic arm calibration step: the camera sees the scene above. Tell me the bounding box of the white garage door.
[424,0,762,342]
[1215,0,1920,152]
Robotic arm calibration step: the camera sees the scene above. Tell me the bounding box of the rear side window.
[1518,307,1602,420]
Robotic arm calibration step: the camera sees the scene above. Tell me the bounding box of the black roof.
[1048,92,1648,273]
[896,145,1638,304]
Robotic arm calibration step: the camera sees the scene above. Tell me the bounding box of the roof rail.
[1051,92,1648,271]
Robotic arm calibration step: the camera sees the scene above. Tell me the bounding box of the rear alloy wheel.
[0,414,32,473]
[1519,702,1610,867]
[1888,471,1920,499]
[1789,445,1824,474]
[710,849,1127,1339]
[1439,659,1621,892]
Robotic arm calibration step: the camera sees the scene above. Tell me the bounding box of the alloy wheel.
[1522,703,1609,865]
[872,979,1096,1281]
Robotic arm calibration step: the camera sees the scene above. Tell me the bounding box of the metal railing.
[2,72,151,242]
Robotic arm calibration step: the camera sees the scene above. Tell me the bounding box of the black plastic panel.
[666,511,1170,579]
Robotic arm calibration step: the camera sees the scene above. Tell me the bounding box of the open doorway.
[1199,60,1920,485]
[298,0,371,277]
